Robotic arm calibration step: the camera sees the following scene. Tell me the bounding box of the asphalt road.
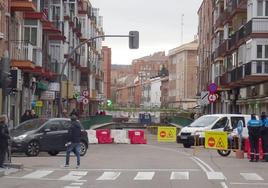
[1,133,268,188]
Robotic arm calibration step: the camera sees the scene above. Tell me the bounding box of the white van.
[177,114,251,148]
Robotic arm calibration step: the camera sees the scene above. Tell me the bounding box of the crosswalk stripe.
[206,172,226,180]
[170,172,189,180]
[240,173,264,181]
[96,172,121,180]
[134,172,155,180]
[59,171,88,181]
[22,170,53,179]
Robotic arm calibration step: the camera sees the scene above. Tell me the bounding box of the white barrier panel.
[111,130,130,144]
[86,130,98,144]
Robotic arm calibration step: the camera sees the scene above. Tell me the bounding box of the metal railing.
[10,40,33,61]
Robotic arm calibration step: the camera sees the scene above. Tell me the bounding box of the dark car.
[10,118,88,157]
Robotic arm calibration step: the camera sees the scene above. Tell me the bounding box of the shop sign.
[36,101,43,107]
[40,91,55,100]
[48,82,60,91]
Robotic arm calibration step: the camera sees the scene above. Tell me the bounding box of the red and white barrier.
[111,130,130,144]
[86,130,98,144]
[128,130,147,144]
[96,129,113,144]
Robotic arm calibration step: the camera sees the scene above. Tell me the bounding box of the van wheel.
[48,151,59,156]
[217,149,231,157]
[183,143,191,148]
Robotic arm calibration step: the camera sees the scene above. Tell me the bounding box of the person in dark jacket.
[20,110,31,123]
[64,115,82,168]
[247,114,262,162]
[0,115,10,168]
[260,112,268,162]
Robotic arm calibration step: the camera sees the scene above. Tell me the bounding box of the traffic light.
[129,31,139,49]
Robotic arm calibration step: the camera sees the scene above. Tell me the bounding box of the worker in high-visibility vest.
[247,114,262,162]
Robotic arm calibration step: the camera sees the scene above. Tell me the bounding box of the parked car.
[10,118,88,157]
[177,114,251,148]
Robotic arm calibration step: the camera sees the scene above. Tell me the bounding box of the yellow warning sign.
[157,127,177,142]
[205,131,228,150]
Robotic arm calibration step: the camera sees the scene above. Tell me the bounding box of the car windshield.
[15,118,49,132]
[188,116,219,127]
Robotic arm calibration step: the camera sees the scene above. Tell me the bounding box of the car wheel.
[25,141,40,157]
[48,151,59,156]
[79,141,87,156]
[217,149,231,157]
[183,143,191,148]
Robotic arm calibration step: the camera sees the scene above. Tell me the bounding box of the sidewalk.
[0,163,23,177]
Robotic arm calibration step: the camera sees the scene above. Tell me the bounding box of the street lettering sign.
[200,91,210,106]
[205,131,228,150]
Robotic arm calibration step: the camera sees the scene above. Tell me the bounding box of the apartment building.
[203,0,268,114]
[168,40,198,110]
[3,0,104,125]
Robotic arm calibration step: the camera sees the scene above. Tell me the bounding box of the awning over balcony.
[48,34,66,41]
[11,60,35,70]
[11,0,36,12]
[43,21,61,34]
[24,12,47,21]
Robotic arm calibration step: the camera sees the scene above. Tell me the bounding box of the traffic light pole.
[58,34,135,117]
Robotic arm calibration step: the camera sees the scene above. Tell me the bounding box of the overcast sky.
[90,0,203,65]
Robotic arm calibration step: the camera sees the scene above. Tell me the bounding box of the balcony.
[228,0,247,17]
[228,61,268,87]
[11,0,36,12]
[220,72,231,87]
[244,18,268,37]
[10,41,35,69]
[213,40,228,60]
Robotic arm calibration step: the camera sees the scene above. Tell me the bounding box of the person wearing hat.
[64,115,82,168]
[260,112,268,162]
[0,115,10,168]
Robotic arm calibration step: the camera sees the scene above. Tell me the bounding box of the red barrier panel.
[128,130,147,144]
[96,129,113,144]
[245,138,263,159]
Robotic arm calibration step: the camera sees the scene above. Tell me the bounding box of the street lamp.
[58,32,139,117]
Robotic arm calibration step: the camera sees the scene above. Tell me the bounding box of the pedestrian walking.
[0,115,10,168]
[260,112,268,162]
[64,115,81,168]
[247,114,262,162]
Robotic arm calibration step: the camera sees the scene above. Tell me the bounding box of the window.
[212,117,228,129]
[265,45,268,58]
[257,0,263,16]
[257,45,263,58]
[61,121,72,130]
[230,117,245,129]
[24,20,38,45]
[257,0,268,16]
[43,120,62,131]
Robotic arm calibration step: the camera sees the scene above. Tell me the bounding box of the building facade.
[168,40,198,110]
[1,0,104,126]
[102,46,111,101]
[199,0,268,114]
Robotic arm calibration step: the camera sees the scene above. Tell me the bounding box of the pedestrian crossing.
[5,169,268,182]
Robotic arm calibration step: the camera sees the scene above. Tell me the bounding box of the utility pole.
[181,14,184,45]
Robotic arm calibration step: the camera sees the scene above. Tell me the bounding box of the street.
[1,133,268,188]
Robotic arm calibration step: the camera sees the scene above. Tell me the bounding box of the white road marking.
[221,181,229,188]
[59,171,88,181]
[134,172,155,180]
[230,182,268,186]
[22,170,53,179]
[44,168,200,172]
[240,173,264,181]
[206,172,226,180]
[63,186,80,188]
[70,182,84,186]
[96,172,121,180]
[170,172,189,180]
[193,157,214,172]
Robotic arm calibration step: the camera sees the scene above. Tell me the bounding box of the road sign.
[205,131,228,150]
[200,91,210,106]
[82,98,89,105]
[157,127,177,142]
[208,93,217,103]
[82,90,89,97]
[208,83,218,93]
